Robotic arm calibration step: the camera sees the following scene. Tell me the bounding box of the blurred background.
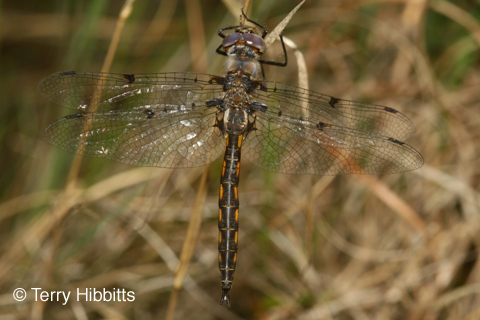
[1,0,480,319]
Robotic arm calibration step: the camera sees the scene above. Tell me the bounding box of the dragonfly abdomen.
[218,133,243,306]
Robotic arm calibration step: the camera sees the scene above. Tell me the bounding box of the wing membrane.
[243,114,423,175]
[251,81,416,141]
[39,71,226,168]
[44,107,223,168]
[38,71,225,112]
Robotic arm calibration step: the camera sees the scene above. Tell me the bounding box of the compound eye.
[222,33,242,48]
[243,33,266,53]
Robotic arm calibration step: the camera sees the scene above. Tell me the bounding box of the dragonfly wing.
[44,107,224,168]
[242,112,424,175]
[38,71,225,112]
[250,81,417,142]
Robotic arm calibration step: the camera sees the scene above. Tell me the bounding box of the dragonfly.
[38,11,423,307]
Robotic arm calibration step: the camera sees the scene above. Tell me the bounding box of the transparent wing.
[38,71,225,112]
[243,80,423,175]
[39,71,227,168]
[44,107,224,168]
[250,81,416,141]
[243,115,423,175]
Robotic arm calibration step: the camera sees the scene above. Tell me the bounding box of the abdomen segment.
[218,133,243,306]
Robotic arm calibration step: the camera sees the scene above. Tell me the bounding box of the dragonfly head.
[222,29,266,56]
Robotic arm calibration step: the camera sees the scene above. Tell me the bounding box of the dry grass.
[1,0,479,319]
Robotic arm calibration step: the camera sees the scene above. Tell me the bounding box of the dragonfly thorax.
[225,55,262,81]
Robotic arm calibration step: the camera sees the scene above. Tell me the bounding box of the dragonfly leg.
[258,33,288,67]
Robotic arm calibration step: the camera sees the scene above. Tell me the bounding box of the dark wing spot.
[388,137,405,145]
[206,98,223,108]
[209,76,225,85]
[250,101,267,112]
[192,102,196,110]
[60,71,76,76]
[124,74,135,83]
[65,113,83,119]
[278,111,282,117]
[249,80,266,92]
[258,83,268,91]
[246,80,256,93]
[384,106,398,113]
[145,109,155,119]
[329,97,339,108]
[317,122,325,130]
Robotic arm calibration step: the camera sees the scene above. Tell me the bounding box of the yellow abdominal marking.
[237,134,243,148]
[236,161,240,178]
